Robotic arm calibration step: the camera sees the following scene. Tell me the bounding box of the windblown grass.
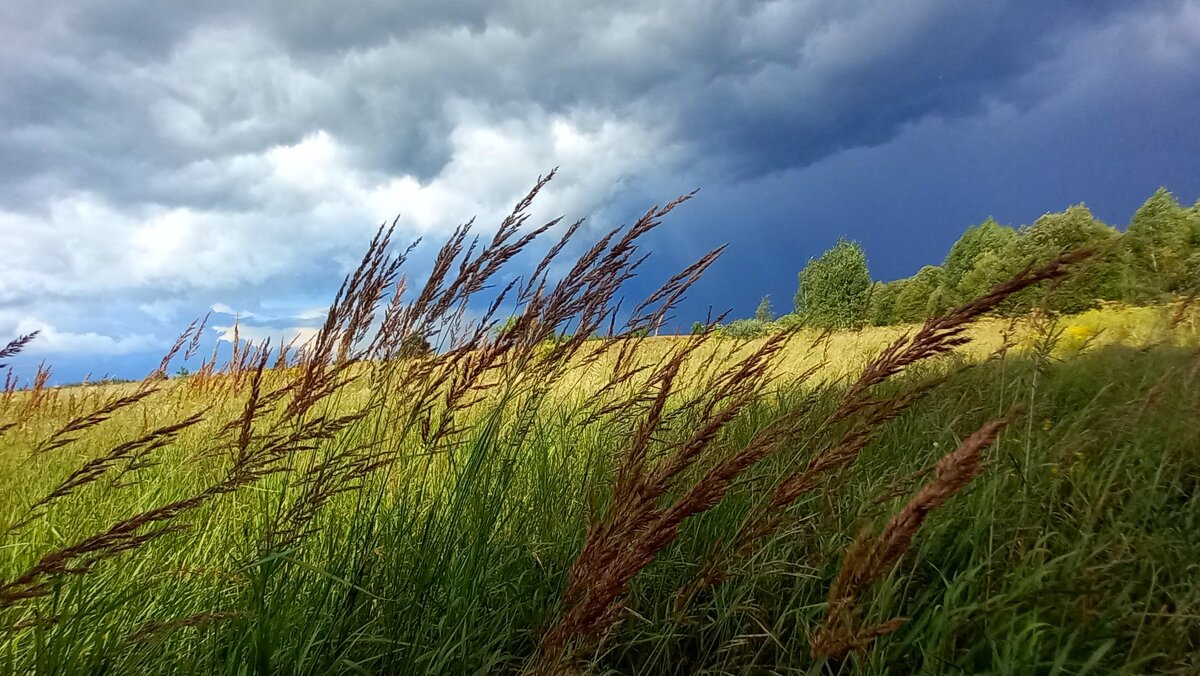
[1,177,1198,674]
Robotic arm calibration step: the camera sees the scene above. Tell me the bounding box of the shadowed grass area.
[1,181,1198,674]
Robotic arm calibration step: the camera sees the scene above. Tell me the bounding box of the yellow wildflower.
[1065,325,1096,341]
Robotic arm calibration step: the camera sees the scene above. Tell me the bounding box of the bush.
[719,318,773,338]
[794,238,871,329]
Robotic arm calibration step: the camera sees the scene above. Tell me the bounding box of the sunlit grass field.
[2,191,1199,675]
[2,303,1198,674]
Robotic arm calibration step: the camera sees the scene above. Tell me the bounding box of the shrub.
[720,318,772,338]
[794,238,871,329]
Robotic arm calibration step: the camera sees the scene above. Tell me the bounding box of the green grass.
[1,306,1198,675]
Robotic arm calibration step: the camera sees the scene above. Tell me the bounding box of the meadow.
[2,184,1199,674]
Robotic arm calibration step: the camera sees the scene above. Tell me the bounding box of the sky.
[2,0,1199,384]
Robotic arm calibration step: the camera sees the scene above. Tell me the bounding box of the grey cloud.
[1,0,1164,209]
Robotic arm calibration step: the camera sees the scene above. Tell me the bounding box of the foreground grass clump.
[2,178,1199,674]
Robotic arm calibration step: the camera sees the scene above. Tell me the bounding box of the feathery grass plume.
[528,330,797,674]
[26,321,216,456]
[355,174,711,484]
[0,307,369,610]
[32,383,161,455]
[0,366,18,437]
[810,417,1009,660]
[0,384,360,610]
[0,331,39,367]
[4,615,59,633]
[283,224,407,421]
[835,250,1093,419]
[184,312,210,362]
[228,317,242,385]
[680,250,1095,597]
[7,410,208,533]
[147,319,202,382]
[274,332,302,370]
[20,361,52,414]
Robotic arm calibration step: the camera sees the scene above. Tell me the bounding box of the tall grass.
[1,177,1198,674]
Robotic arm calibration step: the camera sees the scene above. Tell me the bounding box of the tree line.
[718,187,1199,334]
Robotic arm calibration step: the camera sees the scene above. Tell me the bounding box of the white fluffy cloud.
[5,317,157,356]
[1,112,664,345]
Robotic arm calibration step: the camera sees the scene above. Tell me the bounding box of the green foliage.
[1184,251,1200,293]
[493,315,520,339]
[775,313,804,329]
[754,295,775,322]
[690,321,707,335]
[719,318,772,338]
[867,281,899,326]
[1012,205,1124,314]
[746,187,1198,330]
[398,334,433,358]
[794,238,872,329]
[892,265,949,323]
[942,218,1020,303]
[1190,199,1200,243]
[1125,188,1196,300]
[957,248,1021,305]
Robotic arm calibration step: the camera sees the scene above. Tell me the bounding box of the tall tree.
[957,249,1021,309]
[795,238,872,329]
[754,295,775,322]
[1124,188,1195,300]
[867,281,899,326]
[893,265,948,323]
[1014,205,1124,313]
[942,218,1020,303]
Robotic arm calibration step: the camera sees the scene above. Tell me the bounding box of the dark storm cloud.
[0,0,1166,209]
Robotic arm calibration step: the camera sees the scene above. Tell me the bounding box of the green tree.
[1013,205,1124,313]
[720,319,771,338]
[398,334,433,358]
[893,265,948,323]
[493,315,521,340]
[1124,188,1195,300]
[1190,199,1200,244]
[867,281,899,326]
[1184,252,1200,293]
[754,295,775,322]
[957,248,1021,307]
[794,238,872,329]
[942,218,1020,303]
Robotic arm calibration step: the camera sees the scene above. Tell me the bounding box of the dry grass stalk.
[527,251,1091,674]
[0,331,39,367]
[527,333,793,675]
[836,250,1093,420]
[6,411,208,533]
[0,301,369,609]
[32,383,162,455]
[682,251,1094,597]
[262,171,719,550]
[809,418,1009,660]
[0,389,363,609]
